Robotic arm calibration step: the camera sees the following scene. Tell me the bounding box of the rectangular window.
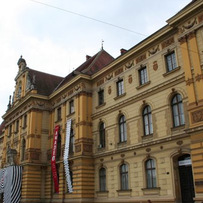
[117,79,124,96]
[99,168,106,191]
[69,128,74,154]
[15,120,19,133]
[9,125,12,137]
[98,89,104,106]
[165,51,177,72]
[23,114,27,128]
[120,164,128,190]
[69,100,74,114]
[139,66,148,85]
[146,159,157,188]
[57,107,61,121]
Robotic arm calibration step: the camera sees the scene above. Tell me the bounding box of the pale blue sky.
[0,0,191,123]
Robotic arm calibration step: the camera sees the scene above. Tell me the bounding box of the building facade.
[1,0,203,202]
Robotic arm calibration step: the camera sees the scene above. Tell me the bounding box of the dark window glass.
[99,168,106,191]
[145,159,157,188]
[117,79,124,96]
[98,89,104,105]
[9,125,12,137]
[120,164,128,190]
[119,115,127,142]
[139,67,148,85]
[23,114,27,128]
[57,107,61,121]
[171,94,185,127]
[69,128,74,154]
[99,122,105,148]
[165,51,177,72]
[143,105,153,135]
[21,138,26,161]
[16,120,19,133]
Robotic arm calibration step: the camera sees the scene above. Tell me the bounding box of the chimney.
[120,48,127,55]
[86,55,91,61]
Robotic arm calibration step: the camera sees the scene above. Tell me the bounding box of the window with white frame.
[117,79,124,96]
[145,159,157,188]
[139,66,148,85]
[143,105,153,136]
[165,51,177,72]
[99,167,106,191]
[120,164,128,190]
[171,94,185,127]
[119,115,127,142]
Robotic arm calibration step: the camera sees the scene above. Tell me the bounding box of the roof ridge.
[29,68,63,79]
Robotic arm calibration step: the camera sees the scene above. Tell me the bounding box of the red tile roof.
[28,69,64,96]
[55,49,114,90]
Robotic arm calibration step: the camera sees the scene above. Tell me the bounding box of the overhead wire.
[29,0,203,57]
[29,0,147,37]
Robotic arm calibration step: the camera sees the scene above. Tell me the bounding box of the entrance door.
[178,154,195,203]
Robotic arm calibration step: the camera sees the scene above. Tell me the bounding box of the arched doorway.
[173,154,195,203]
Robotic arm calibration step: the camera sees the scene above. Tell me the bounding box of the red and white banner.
[51,125,60,193]
[64,119,73,193]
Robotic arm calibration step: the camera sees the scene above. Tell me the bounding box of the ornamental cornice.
[4,98,51,126]
[3,94,48,119]
[93,132,189,159]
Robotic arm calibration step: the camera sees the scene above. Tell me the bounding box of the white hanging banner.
[64,119,73,193]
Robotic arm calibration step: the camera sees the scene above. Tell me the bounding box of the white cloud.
[0,0,191,123]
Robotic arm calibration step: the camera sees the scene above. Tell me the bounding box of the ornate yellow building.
[1,0,203,202]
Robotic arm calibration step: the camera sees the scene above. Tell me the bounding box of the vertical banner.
[64,119,73,193]
[51,125,60,193]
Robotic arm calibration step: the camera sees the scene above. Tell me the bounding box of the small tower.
[17,55,27,73]
[14,56,28,102]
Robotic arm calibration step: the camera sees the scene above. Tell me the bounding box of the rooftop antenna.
[101,39,104,50]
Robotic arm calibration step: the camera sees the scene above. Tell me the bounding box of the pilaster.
[180,30,203,198]
[73,91,94,200]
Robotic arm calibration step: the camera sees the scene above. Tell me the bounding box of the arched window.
[69,128,74,154]
[119,115,127,142]
[99,122,105,148]
[145,159,157,188]
[171,94,185,127]
[120,164,128,190]
[143,105,153,136]
[21,138,26,161]
[99,167,106,191]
